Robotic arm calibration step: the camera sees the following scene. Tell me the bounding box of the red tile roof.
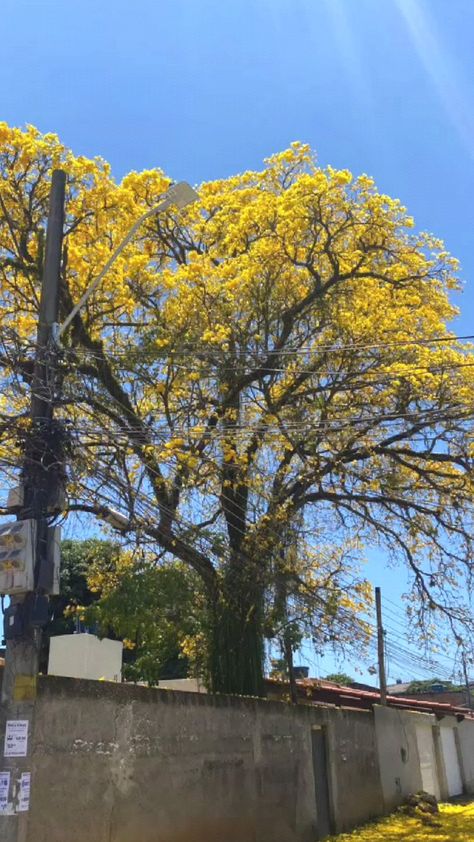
[265,677,474,719]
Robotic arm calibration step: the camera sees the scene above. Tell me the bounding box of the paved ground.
[328,802,474,841]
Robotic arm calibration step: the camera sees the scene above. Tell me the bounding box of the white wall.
[415,721,440,799]
[157,678,206,693]
[439,723,463,797]
[374,706,428,810]
[48,634,123,682]
[457,719,474,795]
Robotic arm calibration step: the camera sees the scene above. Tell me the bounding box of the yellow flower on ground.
[329,803,474,842]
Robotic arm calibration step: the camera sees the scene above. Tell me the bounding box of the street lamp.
[59,181,199,336]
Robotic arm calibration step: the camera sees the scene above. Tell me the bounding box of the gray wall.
[323,706,382,831]
[374,706,426,811]
[457,719,474,794]
[374,707,472,808]
[25,676,384,842]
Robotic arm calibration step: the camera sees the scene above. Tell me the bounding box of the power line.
[67,462,468,683]
[31,331,474,360]
[2,331,472,681]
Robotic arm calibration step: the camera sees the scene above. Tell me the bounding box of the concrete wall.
[374,706,428,810]
[458,718,474,794]
[25,676,384,842]
[375,707,474,806]
[323,706,383,831]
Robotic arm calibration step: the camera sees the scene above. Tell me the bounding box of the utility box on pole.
[0,520,36,594]
[0,521,61,597]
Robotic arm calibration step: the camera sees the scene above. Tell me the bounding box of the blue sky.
[2,0,473,683]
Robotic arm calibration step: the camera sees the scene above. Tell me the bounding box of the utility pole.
[461,652,472,710]
[1,170,66,835]
[375,586,387,705]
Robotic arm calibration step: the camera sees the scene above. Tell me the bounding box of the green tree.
[82,548,207,685]
[406,678,459,693]
[40,538,115,670]
[47,539,115,635]
[44,539,204,685]
[324,673,355,686]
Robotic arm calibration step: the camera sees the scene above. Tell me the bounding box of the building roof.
[387,681,474,695]
[386,682,412,695]
[266,677,474,719]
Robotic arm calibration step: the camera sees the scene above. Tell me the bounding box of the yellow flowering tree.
[1,125,473,696]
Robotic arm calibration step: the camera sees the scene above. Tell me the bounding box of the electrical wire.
[43,332,474,359]
[1,326,472,680]
[67,452,470,677]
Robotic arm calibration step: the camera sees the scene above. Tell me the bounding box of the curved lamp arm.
[59,181,198,337]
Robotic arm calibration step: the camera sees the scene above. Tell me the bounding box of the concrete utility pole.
[1,170,66,837]
[375,586,387,705]
[0,175,196,836]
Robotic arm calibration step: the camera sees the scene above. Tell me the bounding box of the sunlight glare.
[321,0,373,107]
[395,0,474,160]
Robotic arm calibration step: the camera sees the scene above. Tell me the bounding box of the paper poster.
[4,720,29,758]
[0,771,10,814]
[17,772,31,813]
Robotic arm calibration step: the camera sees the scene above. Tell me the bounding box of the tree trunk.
[283,634,298,705]
[209,556,266,697]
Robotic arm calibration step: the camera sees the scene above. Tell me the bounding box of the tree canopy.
[1,124,473,696]
[324,673,355,687]
[406,678,460,694]
[47,538,109,636]
[81,542,206,685]
[44,538,205,685]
